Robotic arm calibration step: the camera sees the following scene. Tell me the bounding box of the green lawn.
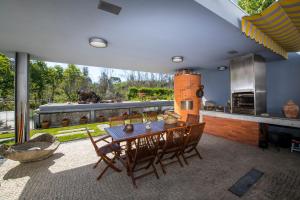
[0,122,109,145]
[0,132,14,139]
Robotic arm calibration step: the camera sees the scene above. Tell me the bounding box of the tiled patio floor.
[1,134,300,200]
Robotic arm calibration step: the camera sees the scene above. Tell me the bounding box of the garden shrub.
[128,87,173,101]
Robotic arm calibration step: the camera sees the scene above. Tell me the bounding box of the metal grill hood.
[230,54,267,115]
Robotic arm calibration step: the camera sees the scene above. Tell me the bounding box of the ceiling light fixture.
[89,37,107,48]
[228,50,238,55]
[172,56,184,63]
[217,66,228,71]
[98,0,122,15]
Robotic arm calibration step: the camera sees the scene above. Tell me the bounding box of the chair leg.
[145,160,153,169]
[156,153,163,164]
[131,177,137,188]
[157,156,166,174]
[104,159,122,172]
[129,166,137,188]
[93,158,102,169]
[182,153,189,165]
[170,152,177,159]
[157,153,167,174]
[111,156,117,164]
[152,163,159,179]
[195,148,203,159]
[176,153,184,167]
[97,165,109,180]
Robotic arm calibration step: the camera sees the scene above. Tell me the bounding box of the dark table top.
[104,120,182,142]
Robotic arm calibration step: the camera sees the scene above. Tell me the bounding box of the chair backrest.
[184,123,205,148]
[163,126,187,150]
[129,113,143,124]
[144,111,158,122]
[86,128,100,155]
[127,133,160,163]
[109,116,125,127]
[186,114,200,124]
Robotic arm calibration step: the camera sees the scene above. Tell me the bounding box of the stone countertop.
[200,110,300,128]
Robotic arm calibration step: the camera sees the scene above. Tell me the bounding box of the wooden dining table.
[104,120,185,170]
[104,120,187,176]
[104,120,184,143]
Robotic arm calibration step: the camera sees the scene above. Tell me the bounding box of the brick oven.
[174,70,202,121]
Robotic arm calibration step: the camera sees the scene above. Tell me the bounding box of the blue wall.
[266,54,300,115]
[197,53,300,114]
[196,69,230,106]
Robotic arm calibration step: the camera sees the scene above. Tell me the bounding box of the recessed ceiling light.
[217,66,228,71]
[98,0,122,15]
[89,37,107,48]
[228,50,238,55]
[172,56,184,63]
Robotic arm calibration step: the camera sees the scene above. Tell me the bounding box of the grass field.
[0,122,110,145]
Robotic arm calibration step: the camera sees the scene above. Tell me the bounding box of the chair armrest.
[95,134,111,143]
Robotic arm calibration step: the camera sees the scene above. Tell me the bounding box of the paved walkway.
[0,134,300,200]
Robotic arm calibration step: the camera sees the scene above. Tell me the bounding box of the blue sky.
[46,62,165,83]
[46,62,132,82]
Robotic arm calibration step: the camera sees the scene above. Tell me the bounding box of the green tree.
[62,64,84,101]
[47,65,64,102]
[81,67,92,89]
[98,71,109,98]
[30,60,49,104]
[0,54,14,99]
[238,0,276,15]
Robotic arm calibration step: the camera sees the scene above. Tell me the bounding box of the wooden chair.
[129,113,143,124]
[109,116,125,127]
[86,129,122,180]
[144,111,158,122]
[127,133,160,188]
[156,126,186,174]
[186,114,200,124]
[181,123,205,165]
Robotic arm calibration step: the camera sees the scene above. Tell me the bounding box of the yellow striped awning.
[241,0,300,59]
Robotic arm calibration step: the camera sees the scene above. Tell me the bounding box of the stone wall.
[37,105,174,128]
[40,111,90,127]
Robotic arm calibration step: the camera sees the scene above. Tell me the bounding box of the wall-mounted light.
[217,66,228,71]
[89,37,107,48]
[172,56,184,63]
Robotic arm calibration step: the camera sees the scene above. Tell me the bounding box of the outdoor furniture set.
[87,113,205,188]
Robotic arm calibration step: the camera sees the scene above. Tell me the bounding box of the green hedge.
[128,87,173,101]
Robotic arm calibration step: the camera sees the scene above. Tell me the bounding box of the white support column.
[15,52,30,143]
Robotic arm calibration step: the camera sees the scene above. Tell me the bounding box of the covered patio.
[1,0,300,199]
[0,0,282,144]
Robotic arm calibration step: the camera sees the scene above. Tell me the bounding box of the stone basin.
[0,133,60,163]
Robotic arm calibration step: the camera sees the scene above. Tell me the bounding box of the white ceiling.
[0,0,281,73]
